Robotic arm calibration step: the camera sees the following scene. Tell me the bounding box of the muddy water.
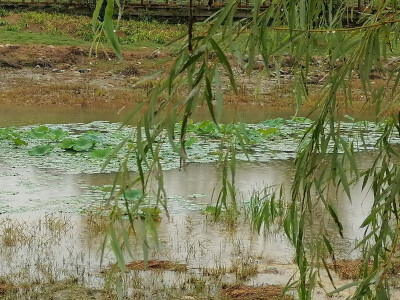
[0,110,387,298]
[0,161,296,291]
[0,157,375,290]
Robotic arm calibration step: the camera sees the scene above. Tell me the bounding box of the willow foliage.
[95,0,400,299]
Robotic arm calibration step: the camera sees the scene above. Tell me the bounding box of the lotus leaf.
[91,147,112,158]
[12,137,28,146]
[123,189,142,201]
[184,137,198,148]
[263,118,284,128]
[73,137,94,151]
[141,206,161,216]
[59,138,76,150]
[28,144,53,156]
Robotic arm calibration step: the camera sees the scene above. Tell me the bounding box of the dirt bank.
[0,43,398,119]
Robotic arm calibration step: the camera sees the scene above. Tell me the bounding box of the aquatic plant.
[28,144,54,156]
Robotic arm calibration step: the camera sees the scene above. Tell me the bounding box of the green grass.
[0,28,168,50]
[0,11,185,49]
[0,29,89,46]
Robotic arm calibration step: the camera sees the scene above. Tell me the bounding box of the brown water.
[0,104,301,127]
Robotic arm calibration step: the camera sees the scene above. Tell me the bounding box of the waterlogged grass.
[0,208,296,300]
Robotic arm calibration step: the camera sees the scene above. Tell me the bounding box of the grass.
[0,277,114,300]
[126,260,188,272]
[0,29,88,46]
[0,10,185,49]
[327,259,375,280]
[0,219,32,247]
[221,284,294,300]
[0,23,170,50]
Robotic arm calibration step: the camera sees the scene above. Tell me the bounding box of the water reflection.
[0,149,391,292]
[0,104,298,127]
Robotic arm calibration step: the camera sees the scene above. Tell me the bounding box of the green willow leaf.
[109,226,126,272]
[209,38,237,93]
[327,204,343,238]
[92,0,104,30]
[103,0,122,60]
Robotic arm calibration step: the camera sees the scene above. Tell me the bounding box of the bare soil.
[0,44,166,108]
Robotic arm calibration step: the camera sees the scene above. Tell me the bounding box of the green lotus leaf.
[91,147,112,159]
[83,132,102,143]
[28,144,53,156]
[123,189,142,201]
[257,128,279,136]
[49,128,69,140]
[184,137,198,148]
[12,137,28,146]
[73,137,94,151]
[59,138,76,150]
[141,206,161,216]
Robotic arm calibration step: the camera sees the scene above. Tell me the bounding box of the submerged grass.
[327,259,374,280]
[221,284,294,300]
[0,218,33,247]
[0,277,114,300]
[126,260,187,272]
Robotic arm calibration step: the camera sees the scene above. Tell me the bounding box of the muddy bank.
[1,43,396,119]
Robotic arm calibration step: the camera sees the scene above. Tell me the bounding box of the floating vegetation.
[220,284,294,300]
[0,118,397,176]
[327,259,373,280]
[126,260,187,272]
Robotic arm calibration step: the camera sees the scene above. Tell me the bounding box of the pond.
[0,106,398,299]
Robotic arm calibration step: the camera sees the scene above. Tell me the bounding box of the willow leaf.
[103,0,122,60]
[209,38,237,93]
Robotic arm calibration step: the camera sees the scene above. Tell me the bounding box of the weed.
[5,24,20,32]
[186,276,207,294]
[43,213,71,235]
[327,259,373,280]
[85,214,110,235]
[126,260,187,272]
[13,11,185,45]
[0,277,17,297]
[0,219,31,247]
[245,186,287,233]
[202,264,227,278]
[0,7,8,17]
[229,256,258,281]
[0,19,9,26]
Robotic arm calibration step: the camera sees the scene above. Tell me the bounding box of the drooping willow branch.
[271,18,400,33]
